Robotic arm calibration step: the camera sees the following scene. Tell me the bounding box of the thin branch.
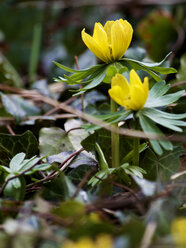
[43,107,60,116]
[0,84,186,142]
[48,147,84,177]
[0,114,75,124]
[66,127,83,134]
[108,180,141,201]
[95,176,145,214]
[171,81,186,88]
[71,167,96,199]
[139,222,157,248]
[18,0,186,8]
[6,124,15,135]
[26,148,84,189]
[36,94,186,143]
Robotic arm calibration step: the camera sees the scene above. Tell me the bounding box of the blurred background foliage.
[0,0,185,86]
[0,1,186,248]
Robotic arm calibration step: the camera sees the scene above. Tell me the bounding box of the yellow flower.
[108,70,149,111]
[171,218,186,248]
[81,19,133,63]
[62,235,113,248]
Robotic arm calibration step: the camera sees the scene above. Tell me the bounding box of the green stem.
[111,98,120,168]
[133,119,140,166]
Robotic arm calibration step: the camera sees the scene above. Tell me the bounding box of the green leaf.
[64,119,90,152]
[54,62,105,85]
[18,156,40,173]
[4,175,25,200]
[42,174,70,201]
[121,143,148,163]
[82,110,132,132]
[145,108,186,120]
[11,177,21,189]
[122,52,177,81]
[64,74,84,85]
[9,152,26,173]
[141,108,186,132]
[0,94,40,123]
[68,164,94,185]
[72,64,106,82]
[48,152,97,169]
[145,90,185,108]
[39,127,74,157]
[53,61,102,74]
[73,68,107,95]
[125,166,145,178]
[53,61,83,73]
[115,165,131,184]
[11,95,41,116]
[0,93,26,122]
[121,59,162,81]
[103,64,118,83]
[88,169,113,187]
[81,129,136,167]
[25,163,51,175]
[150,66,177,74]
[139,114,173,155]
[89,163,146,187]
[95,142,109,170]
[125,52,173,69]
[147,81,170,99]
[141,146,183,181]
[0,52,23,87]
[0,165,11,174]
[0,131,38,166]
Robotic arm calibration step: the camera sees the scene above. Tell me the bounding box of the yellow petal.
[111,20,133,60]
[109,86,126,107]
[111,73,130,94]
[93,23,111,62]
[96,235,113,248]
[104,21,115,44]
[109,73,131,109]
[109,70,149,111]
[123,98,133,110]
[130,84,147,110]
[172,218,186,248]
[129,69,142,88]
[81,29,108,63]
[77,238,94,248]
[129,70,149,110]
[119,19,133,53]
[143,76,149,100]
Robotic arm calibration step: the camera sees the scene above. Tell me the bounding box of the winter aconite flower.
[108,70,149,110]
[171,218,186,248]
[107,71,185,155]
[62,235,113,248]
[81,19,133,63]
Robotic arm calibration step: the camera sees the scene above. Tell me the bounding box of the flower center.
[109,44,114,61]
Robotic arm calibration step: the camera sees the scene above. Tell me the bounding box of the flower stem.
[133,119,140,166]
[111,98,120,168]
